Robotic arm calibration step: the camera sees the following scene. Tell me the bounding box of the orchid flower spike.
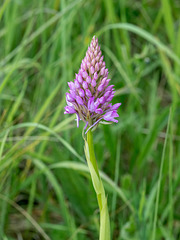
[64,36,121,133]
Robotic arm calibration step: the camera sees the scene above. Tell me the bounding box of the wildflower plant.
[64,36,121,240]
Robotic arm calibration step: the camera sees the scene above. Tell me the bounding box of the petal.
[100,56,103,62]
[105,79,110,87]
[95,62,99,71]
[111,118,118,123]
[69,90,76,98]
[90,66,95,74]
[76,96,84,105]
[97,84,104,92]
[86,76,91,83]
[68,81,75,90]
[88,97,95,112]
[94,72,98,80]
[64,106,76,114]
[85,89,92,97]
[79,89,85,97]
[111,103,121,110]
[101,77,107,85]
[104,90,111,98]
[99,96,106,105]
[91,59,95,66]
[100,67,105,76]
[111,110,119,118]
[66,93,74,102]
[95,108,103,114]
[106,85,114,92]
[66,100,73,107]
[106,93,114,102]
[82,71,88,79]
[103,110,119,122]
[75,80,80,88]
[103,111,112,119]
[94,98,100,109]
[91,79,96,87]
[77,74,83,83]
[82,81,88,89]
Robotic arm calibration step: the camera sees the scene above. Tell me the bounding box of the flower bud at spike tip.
[64,36,121,132]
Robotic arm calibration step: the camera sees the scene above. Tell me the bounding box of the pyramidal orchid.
[64,36,121,240]
[64,36,121,133]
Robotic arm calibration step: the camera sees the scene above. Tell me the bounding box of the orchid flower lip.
[64,36,121,132]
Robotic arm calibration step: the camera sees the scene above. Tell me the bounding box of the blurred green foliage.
[0,0,180,239]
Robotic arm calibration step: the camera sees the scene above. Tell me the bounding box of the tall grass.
[0,0,180,239]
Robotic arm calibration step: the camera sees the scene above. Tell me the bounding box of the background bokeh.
[0,0,180,239]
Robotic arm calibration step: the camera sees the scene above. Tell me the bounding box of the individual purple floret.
[64,36,121,133]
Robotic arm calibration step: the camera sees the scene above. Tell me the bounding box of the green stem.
[85,130,111,240]
[87,129,100,177]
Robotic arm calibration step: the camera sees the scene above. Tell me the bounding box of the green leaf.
[84,140,103,195]
[100,197,111,240]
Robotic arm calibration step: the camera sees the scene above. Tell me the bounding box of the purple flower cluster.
[64,36,121,133]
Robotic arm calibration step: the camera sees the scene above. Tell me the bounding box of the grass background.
[0,0,180,239]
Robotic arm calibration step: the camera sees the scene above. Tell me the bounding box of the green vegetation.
[0,0,179,239]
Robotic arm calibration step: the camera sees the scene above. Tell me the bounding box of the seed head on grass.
[64,36,121,133]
